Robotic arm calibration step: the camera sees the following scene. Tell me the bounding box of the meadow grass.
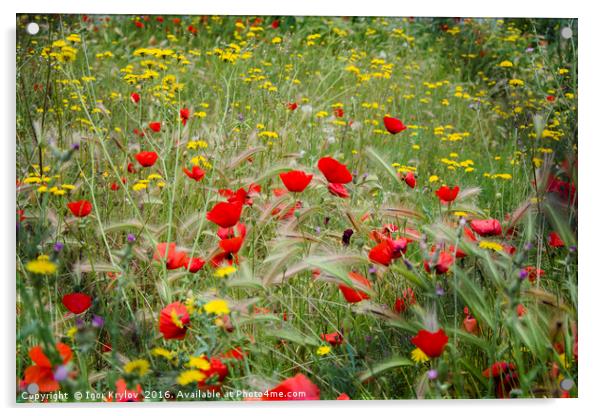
[16,15,577,401]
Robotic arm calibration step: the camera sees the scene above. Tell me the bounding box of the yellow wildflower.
[25,257,57,275]
[177,370,206,385]
[317,345,332,356]
[411,348,429,363]
[203,299,230,315]
[124,359,150,377]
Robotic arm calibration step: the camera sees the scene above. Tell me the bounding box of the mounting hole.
[561,27,573,40]
[560,378,574,391]
[26,22,40,35]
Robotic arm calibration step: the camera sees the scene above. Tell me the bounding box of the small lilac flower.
[435,284,444,296]
[427,369,438,380]
[53,242,64,252]
[519,269,528,281]
[315,226,321,235]
[71,143,80,150]
[459,217,467,226]
[127,233,136,243]
[75,318,86,330]
[368,265,377,274]
[523,242,533,251]
[569,245,577,252]
[525,47,534,53]
[92,315,105,328]
[53,365,69,382]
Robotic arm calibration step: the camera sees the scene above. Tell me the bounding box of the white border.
[3,1,599,415]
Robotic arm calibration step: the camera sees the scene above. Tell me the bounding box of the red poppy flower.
[546,95,555,102]
[187,257,206,273]
[110,182,120,191]
[127,162,137,173]
[134,21,144,29]
[173,18,181,25]
[149,121,161,132]
[207,201,243,228]
[411,328,448,358]
[287,102,298,111]
[261,373,320,401]
[130,92,140,104]
[525,266,545,283]
[135,151,158,167]
[390,237,409,257]
[369,240,394,266]
[187,25,197,34]
[317,157,353,184]
[546,176,576,204]
[482,362,518,398]
[23,343,73,392]
[114,378,143,402]
[548,231,565,248]
[219,184,261,206]
[327,183,349,198]
[180,108,190,125]
[62,293,92,314]
[383,116,407,134]
[155,16,164,23]
[320,332,344,346]
[463,307,478,334]
[516,304,527,317]
[271,19,280,29]
[159,302,190,340]
[67,200,93,217]
[435,185,459,203]
[339,272,371,303]
[424,249,455,274]
[183,166,206,181]
[470,219,502,237]
[404,171,416,188]
[196,356,229,392]
[218,227,245,258]
[394,288,416,313]
[337,393,350,400]
[464,226,478,242]
[154,243,188,270]
[333,107,344,118]
[279,170,313,193]
[218,347,246,361]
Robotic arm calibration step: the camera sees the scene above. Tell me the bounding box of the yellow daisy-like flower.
[508,79,524,87]
[124,359,150,377]
[214,265,236,278]
[188,355,211,371]
[177,369,206,386]
[25,257,57,275]
[152,347,177,362]
[66,326,78,339]
[203,299,230,315]
[498,60,513,67]
[411,348,429,364]
[132,182,148,192]
[479,241,504,251]
[428,175,439,183]
[317,345,332,356]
